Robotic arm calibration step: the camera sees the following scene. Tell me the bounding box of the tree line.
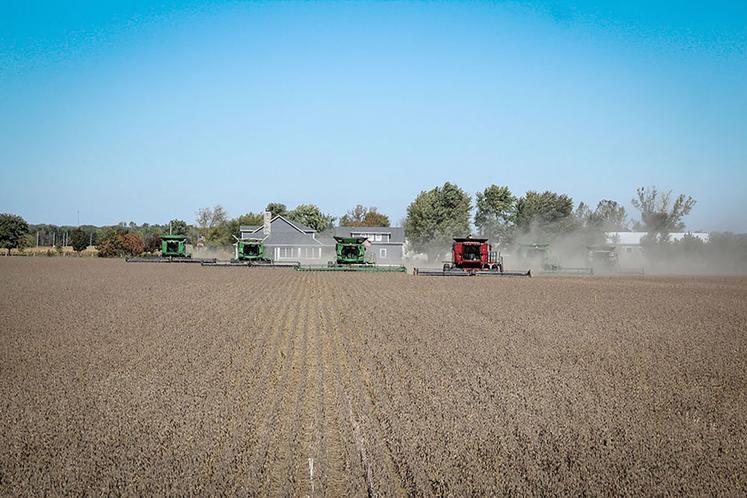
[0,184,738,264]
[0,201,391,257]
[403,183,697,256]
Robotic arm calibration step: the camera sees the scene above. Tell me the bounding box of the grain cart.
[517,242,593,276]
[126,234,216,264]
[201,237,299,268]
[414,237,531,277]
[298,236,406,272]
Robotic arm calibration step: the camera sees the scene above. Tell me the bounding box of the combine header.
[414,237,531,277]
[298,237,406,272]
[201,238,299,268]
[126,234,216,264]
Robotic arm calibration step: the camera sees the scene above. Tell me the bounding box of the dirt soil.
[1,258,745,496]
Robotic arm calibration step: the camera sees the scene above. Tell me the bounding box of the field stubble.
[0,258,745,496]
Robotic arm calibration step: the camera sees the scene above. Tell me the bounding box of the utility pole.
[170,221,172,235]
[36,231,39,247]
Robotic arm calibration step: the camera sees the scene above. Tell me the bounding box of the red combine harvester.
[414,237,531,277]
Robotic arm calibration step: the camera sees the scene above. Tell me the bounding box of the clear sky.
[1,1,746,231]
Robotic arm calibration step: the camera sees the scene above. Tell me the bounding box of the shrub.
[97,230,144,258]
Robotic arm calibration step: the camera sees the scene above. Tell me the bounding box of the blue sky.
[1,0,746,231]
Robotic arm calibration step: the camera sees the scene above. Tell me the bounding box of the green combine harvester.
[517,243,593,276]
[127,234,216,264]
[586,245,644,275]
[298,236,406,272]
[201,237,299,268]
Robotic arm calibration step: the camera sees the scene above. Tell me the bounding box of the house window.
[278,247,295,259]
[379,248,387,259]
[304,247,320,259]
[374,234,383,242]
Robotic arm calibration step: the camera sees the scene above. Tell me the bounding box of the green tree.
[589,200,628,231]
[474,185,516,245]
[574,202,605,246]
[0,213,30,255]
[265,202,288,217]
[288,204,335,232]
[196,205,232,245]
[196,205,228,230]
[223,212,264,245]
[514,191,575,234]
[631,187,695,242]
[70,228,89,253]
[168,219,189,236]
[404,182,471,256]
[340,205,391,227]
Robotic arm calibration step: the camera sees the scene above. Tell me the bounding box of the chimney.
[263,211,272,235]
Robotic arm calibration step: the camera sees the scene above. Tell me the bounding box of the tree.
[121,232,145,256]
[589,200,628,231]
[404,182,471,256]
[514,191,575,234]
[0,213,30,255]
[143,232,161,253]
[573,202,605,246]
[96,229,144,257]
[474,185,516,245]
[288,204,335,232]
[70,228,89,253]
[339,205,391,227]
[265,203,288,217]
[631,187,695,242]
[222,213,264,245]
[196,205,228,229]
[168,219,189,236]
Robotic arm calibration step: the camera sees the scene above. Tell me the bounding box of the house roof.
[240,215,330,246]
[240,215,316,234]
[605,231,710,245]
[335,226,405,244]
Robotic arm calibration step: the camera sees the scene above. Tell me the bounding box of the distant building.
[605,231,710,266]
[240,215,334,264]
[240,216,406,264]
[334,226,405,263]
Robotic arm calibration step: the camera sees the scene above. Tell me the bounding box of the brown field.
[1,258,745,496]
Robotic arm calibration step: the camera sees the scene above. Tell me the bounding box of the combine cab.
[298,237,406,272]
[414,237,531,277]
[517,243,593,276]
[127,234,216,263]
[201,238,299,268]
[237,238,270,263]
